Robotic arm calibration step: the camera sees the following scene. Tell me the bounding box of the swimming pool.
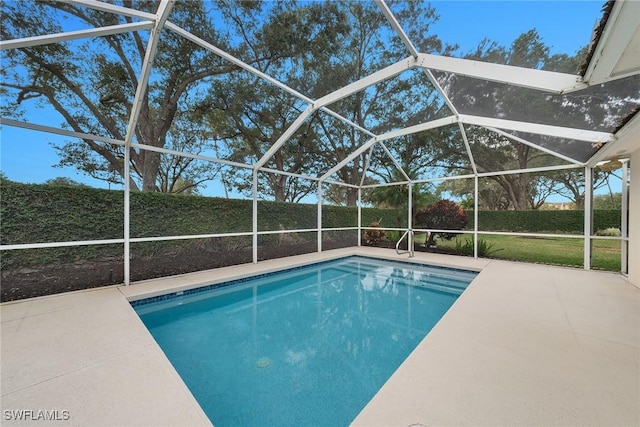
[133,256,477,426]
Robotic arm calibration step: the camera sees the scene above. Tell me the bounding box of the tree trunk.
[495,174,529,210]
[346,187,358,206]
[273,175,287,202]
[140,151,160,192]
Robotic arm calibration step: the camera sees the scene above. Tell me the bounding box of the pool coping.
[129,254,479,308]
[120,247,488,303]
[1,247,638,426]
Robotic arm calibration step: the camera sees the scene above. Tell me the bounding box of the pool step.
[332,261,474,285]
[326,262,473,295]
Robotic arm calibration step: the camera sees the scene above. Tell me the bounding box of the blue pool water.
[133,256,477,426]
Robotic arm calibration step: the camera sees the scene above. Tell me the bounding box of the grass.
[378,230,622,271]
[434,234,621,271]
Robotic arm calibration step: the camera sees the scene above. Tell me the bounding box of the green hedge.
[0,182,395,267]
[0,181,622,269]
[464,209,621,234]
[1,182,125,244]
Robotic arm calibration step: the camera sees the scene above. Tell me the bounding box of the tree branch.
[21,49,125,141]
[27,85,139,190]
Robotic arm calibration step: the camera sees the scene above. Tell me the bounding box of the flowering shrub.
[414,200,467,246]
[363,220,386,245]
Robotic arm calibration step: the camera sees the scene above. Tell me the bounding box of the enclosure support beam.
[379,116,458,142]
[477,163,583,178]
[317,185,323,253]
[373,6,587,93]
[319,137,374,183]
[255,106,315,170]
[621,161,629,274]
[408,183,413,256]
[487,127,585,166]
[378,142,411,181]
[122,0,174,149]
[0,22,154,50]
[315,56,417,109]
[124,137,131,285]
[358,188,362,247]
[360,146,375,187]
[474,175,479,259]
[584,167,593,270]
[121,0,175,285]
[374,0,419,58]
[0,118,125,148]
[459,123,478,175]
[460,115,613,143]
[417,53,586,93]
[60,0,156,20]
[252,170,258,264]
[319,116,457,182]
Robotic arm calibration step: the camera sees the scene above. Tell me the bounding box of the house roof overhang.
[583,0,640,86]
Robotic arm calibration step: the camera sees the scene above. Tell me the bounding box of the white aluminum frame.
[0,0,636,285]
[416,53,587,93]
[621,161,629,274]
[0,22,155,51]
[583,167,593,270]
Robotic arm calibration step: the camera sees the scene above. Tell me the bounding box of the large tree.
[195,0,350,202]
[1,0,336,194]
[2,1,236,191]
[309,1,452,206]
[536,168,613,209]
[454,31,578,210]
[438,178,511,211]
[461,126,563,210]
[197,1,452,204]
[435,30,637,210]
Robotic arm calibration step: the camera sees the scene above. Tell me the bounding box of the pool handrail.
[396,229,415,258]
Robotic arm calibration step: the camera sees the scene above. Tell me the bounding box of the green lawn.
[432,234,622,271]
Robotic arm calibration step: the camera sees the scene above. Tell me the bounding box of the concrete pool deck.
[1,247,638,426]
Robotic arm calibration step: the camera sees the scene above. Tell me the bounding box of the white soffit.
[589,112,640,166]
[584,0,640,84]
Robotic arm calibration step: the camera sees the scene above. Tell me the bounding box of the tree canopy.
[2,0,630,209]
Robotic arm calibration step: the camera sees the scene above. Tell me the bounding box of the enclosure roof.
[1,0,639,187]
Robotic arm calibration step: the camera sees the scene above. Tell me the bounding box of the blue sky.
[0,0,613,200]
[429,1,603,56]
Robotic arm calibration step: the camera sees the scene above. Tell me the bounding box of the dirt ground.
[0,238,460,303]
[0,238,353,302]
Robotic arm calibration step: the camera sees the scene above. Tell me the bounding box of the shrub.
[414,200,467,245]
[363,220,386,245]
[454,238,503,257]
